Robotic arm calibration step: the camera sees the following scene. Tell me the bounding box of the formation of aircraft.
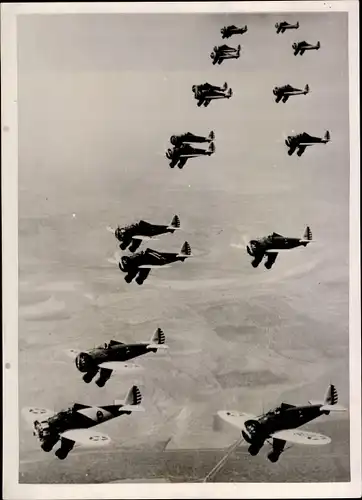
[117,241,193,285]
[221,24,248,39]
[22,18,340,471]
[210,44,241,65]
[293,40,321,56]
[107,215,181,252]
[285,130,330,156]
[66,328,168,386]
[192,82,233,107]
[218,384,346,463]
[246,226,313,269]
[22,386,144,460]
[275,21,300,34]
[273,84,310,103]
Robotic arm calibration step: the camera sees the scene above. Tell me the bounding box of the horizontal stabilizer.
[299,239,314,243]
[146,344,169,350]
[176,253,193,258]
[98,361,144,372]
[138,264,171,269]
[132,235,159,241]
[320,404,347,412]
[167,225,181,230]
[106,226,116,234]
[60,429,111,447]
[270,429,331,445]
[308,400,324,406]
[120,405,145,412]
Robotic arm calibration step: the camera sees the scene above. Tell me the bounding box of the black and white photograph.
[2,1,361,499]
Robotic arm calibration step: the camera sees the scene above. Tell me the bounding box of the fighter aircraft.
[107,215,181,252]
[285,130,330,156]
[116,241,192,284]
[275,21,299,34]
[170,130,215,148]
[221,25,248,39]
[192,82,233,108]
[66,328,168,387]
[218,384,346,463]
[166,142,215,169]
[22,385,144,460]
[293,40,321,56]
[246,226,313,269]
[210,44,241,65]
[273,84,310,103]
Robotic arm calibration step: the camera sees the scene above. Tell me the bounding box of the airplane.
[22,385,144,460]
[273,84,310,103]
[117,241,193,285]
[221,25,248,39]
[210,44,241,65]
[107,215,181,252]
[192,82,233,108]
[217,384,346,463]
[285,130,330,156]
[170,130,215,148]
[166,142,215,169]
[293,40,321,56]
[66,328,168,387]
[275,21,299,34]
[246,226,313,269]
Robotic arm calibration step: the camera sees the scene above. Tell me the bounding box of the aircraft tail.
[295,22,300,28]
[147,327,169,350]
[222,81,228,91]
[324,130,330,142]
[309,384,347,412]
[177,241,192,259]
[304,84,310,94]
[115,385,145,411]
[208,142,215,154]
[167,215,181,230]
[303,226,313,241]
[208,130,215,141]
[316,41,321,49]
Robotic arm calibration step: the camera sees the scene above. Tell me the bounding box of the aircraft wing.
[265,249,293,253]
[138,264,172,269]
[98,361,144,372]
[22,407,56,427]
[132,235,158,241]
[217,411,257,431]
[178,154,200,158]
[270,429,331,445]
[59,429,111,448]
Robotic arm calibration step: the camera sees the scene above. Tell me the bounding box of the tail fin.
[324,130,330,141]
[304,84,310,93]
[324,384,338,405]
[296,22,300,28]
[317,41,321,49]
[178,241,192,258]
[222,82,228,91]
[168,215,181,230]
[303,226,313,241]
[115,385,143,410]
[149,327,166,345]
[309,384,347,411]
[146,327,168,350]
[208,142,215,154]
[208,130,215,141]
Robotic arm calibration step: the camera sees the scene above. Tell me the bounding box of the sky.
[17,12,350,482]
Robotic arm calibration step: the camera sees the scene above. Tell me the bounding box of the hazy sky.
[17,12,350,480]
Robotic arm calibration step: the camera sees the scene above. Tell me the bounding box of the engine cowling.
[75,352,96,373]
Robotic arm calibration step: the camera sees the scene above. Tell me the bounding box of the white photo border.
[2,1,360,499]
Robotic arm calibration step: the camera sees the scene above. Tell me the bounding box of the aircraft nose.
[76,352,90,373]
